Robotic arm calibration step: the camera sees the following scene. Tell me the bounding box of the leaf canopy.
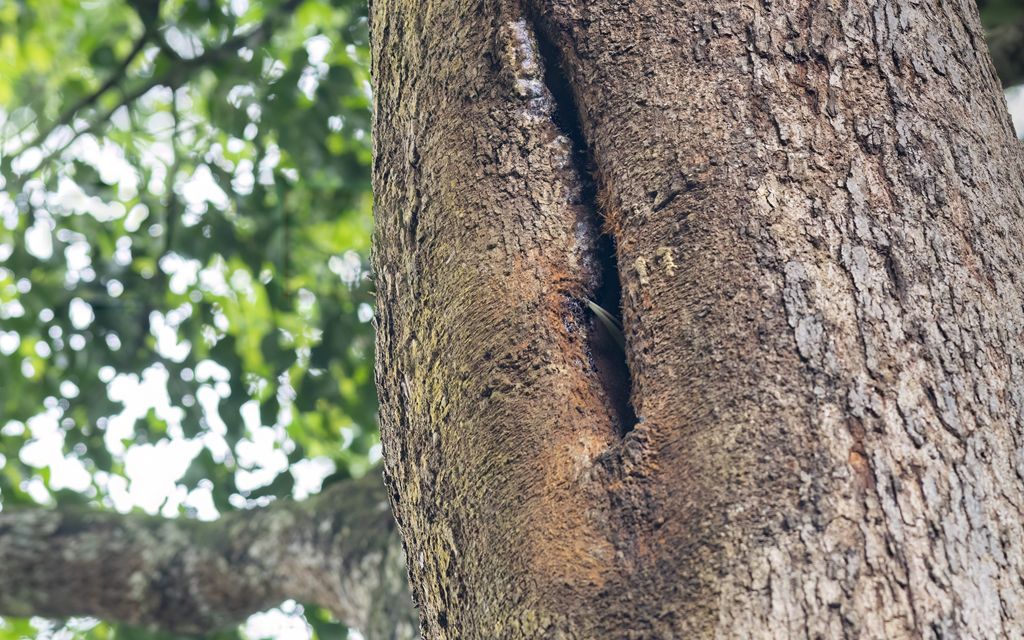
[0,0,375,638]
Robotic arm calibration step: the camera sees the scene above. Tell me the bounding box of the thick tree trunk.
[371,0,1024,637]
[0,472,416,640]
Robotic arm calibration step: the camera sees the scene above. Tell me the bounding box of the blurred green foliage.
[978,0,1024,31]
[0,0,375,637]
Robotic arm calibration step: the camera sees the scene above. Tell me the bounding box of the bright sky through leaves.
[0,0,377,638]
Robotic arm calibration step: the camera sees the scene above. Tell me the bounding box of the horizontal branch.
[0,471,417,640]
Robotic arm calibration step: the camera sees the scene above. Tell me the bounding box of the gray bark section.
[372,0,1024,636]
[0,472,417,640]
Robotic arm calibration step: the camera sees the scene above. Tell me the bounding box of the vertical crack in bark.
[524,12,638,435]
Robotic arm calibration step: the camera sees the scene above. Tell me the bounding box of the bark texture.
[371,0,1024,637]
[0,472,416,640]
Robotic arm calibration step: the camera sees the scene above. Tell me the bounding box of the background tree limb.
[0,471,416,640]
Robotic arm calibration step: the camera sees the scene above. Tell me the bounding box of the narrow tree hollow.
[371,0,1024,636]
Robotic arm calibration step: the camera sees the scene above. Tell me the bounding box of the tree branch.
[0,471,417,640]
[9,0,307,185]
[21,32,151,158]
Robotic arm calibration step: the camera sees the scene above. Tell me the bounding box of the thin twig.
[20,33,150,156]
[9,0,306,188]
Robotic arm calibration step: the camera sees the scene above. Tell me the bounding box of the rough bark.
[0,472,417,640]
[371,0,1024,637]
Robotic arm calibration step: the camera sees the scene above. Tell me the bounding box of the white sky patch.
[92,361,229,516]
[12,147,42,174]
[227,84,256,108]
[297,37,331,101]
[230,267,257,303]
[110,105,131,131]
[65,241,91,270]
[20,412,64,468]
[0,108,37,157]
[64,239,97,287]
[0,299,25,319]
[328,251,363,287]
[145,111,175,136]
[233,158,255,195]
[105,364,186,456]
[235,401,289,492]
[56,177,128,222]
[194,364,231,463]
[164,26,205,59]
[357,302,373,323]
[290,456,335,500]
[18,411,92,493]
[159,252,202,295]
[183,479,220,521]
[180,165,229,215]
[124,438,203,516]
[243,603,312,640]
[258,144,280,184]
[24,477,51,504]
[69,297,94,330]
[49,454,92,492]
[25,219,53,259]
[114,235,132,266]
[296,288,315,317]
[1,195,16,230]
[196,359,231,383]
[149,310,192,362]
[1007,86,1024,136]
[0,331,20,355]
[67,136,140,201]
[305,36,332,65]
[262,58,287,83]
[198,255,233,298]
[42,124,76,154]
[298,68,320,100]
[139,85,174,112]
[124,204,149,233]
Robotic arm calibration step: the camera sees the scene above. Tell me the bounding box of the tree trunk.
[371,0,1024,636]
